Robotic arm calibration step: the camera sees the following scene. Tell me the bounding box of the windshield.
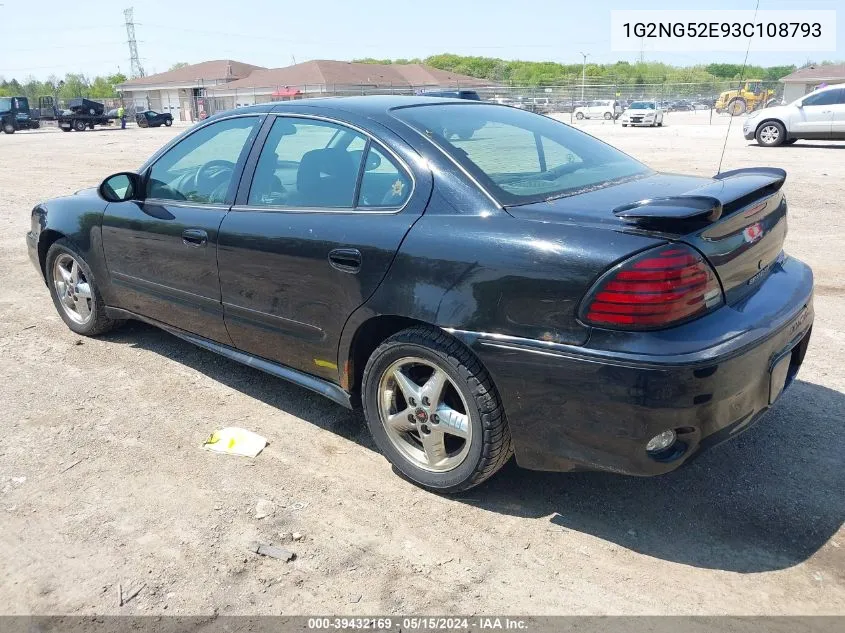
[0,98,11,111]
[629,102,656,109]
[392,103,651,205]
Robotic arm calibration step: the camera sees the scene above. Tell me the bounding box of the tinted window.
[0,98,10,111]
[358,145,412,208]
[629,102,655,109]
[248,117,366,208]
[147,116,258,204]
[393,103,649,205]
[803,90,840,106]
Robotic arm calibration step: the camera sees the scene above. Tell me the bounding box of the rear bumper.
[459,255,814,476]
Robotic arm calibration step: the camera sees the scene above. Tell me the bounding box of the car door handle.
[328,248,362,273]
[182,228,208,247]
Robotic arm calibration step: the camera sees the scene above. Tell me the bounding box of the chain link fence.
[33,79,787,124]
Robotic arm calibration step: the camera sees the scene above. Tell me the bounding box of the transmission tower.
[124,7,145,78]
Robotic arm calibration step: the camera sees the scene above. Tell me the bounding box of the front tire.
[3,122,15,134]
[45,239,121,336]
[164,118,173,127]
[362,326,512,493]
[575,112,584,120]
[756,121,786,147]
[603,112,612,120]
[73,119,87,132]
[727,98,747,116]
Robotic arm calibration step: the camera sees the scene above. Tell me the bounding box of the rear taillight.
[581,245,724,329]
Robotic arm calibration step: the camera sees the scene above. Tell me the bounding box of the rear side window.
[358,145,411,208]
[247,116,411,210]
[247,117,366,208]
[393,103,649,205]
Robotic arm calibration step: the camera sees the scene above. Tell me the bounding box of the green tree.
[168,62,190,71]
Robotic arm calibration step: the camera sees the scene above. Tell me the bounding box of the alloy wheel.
[377,356,472,472]
[52,253,93,325]
[760,125,780,145]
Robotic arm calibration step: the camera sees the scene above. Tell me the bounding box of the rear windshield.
[0,98,12,111]
[392,103,650,205]
[629,102,655,109]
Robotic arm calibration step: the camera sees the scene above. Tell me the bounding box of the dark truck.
[1,96,41,133]
[57,98,114,132]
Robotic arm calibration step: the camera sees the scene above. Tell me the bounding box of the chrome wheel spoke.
[435,404,470,439]
[385,408,416,434]
[70,260,80,284]
[57,265,72,285]
[420,430,448,467]
[75,282,92,299]
[419,367,447,409]
[391,368,420,403]
[74,296,92,321]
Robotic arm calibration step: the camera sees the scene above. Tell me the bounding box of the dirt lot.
[1,112,843,616]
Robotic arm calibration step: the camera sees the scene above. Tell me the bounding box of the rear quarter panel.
[340,183,667,360]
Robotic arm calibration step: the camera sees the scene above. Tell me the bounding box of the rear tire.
[575,112,584,120]
[164,118,173,127]
[45,239,122,337]
[3,122,15,134]
[603,112,612,120]
[73,119,86,132]
[756,121,786,147]
[362,326,513,493]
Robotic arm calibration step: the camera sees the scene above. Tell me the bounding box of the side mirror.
[99,172,142,202]
[797,101,804,108]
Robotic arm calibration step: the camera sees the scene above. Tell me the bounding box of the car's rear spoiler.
[613,167,786,227]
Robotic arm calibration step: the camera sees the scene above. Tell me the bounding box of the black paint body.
[27,97,814,475]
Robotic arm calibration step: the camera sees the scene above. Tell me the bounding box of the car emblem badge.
[743,223,763,243]
[415,408,428,422]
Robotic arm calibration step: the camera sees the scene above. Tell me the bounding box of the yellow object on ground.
[203,427,267,458]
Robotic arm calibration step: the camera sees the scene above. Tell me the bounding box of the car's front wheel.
[164,118,173,127]
[603,112,612,120]
[362,326,512,493]
[756,121,785,147]
[46,239,121,336]
[575,112,584,120]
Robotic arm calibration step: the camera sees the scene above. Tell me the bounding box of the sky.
[0,0,842,80]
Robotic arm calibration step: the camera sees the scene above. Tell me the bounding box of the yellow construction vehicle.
[714,80,779,116]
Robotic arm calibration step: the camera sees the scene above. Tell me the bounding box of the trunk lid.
[506,168,788,305]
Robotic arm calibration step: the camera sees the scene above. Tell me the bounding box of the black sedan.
[136,110,173,127]
[26,97,814,493]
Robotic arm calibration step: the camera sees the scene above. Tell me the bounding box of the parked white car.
[743,83,845,146]
[574,100,621,120]
[620,101,665,127]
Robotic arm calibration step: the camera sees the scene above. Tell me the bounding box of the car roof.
[210,95,470,122]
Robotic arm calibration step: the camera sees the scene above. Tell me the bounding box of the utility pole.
[579,52,590,100]
[124,7,145,79]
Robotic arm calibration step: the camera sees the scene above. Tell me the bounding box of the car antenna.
[717,0,760,176]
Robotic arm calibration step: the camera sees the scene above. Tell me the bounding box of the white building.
[779,64,845,103]
[117,60,264,121]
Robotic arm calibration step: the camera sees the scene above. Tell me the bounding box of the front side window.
[248,117,367,208]
[393,103,649,205]
[0,98,11,111]
[802,90,840,107]
[147,116,259,204]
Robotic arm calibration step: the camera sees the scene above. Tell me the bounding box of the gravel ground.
[0,112,843,616]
